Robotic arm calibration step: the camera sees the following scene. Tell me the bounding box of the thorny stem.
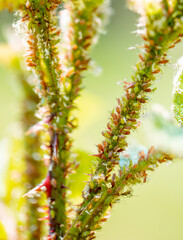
[63,2,183,239]
[64,150,173,240]
[19,0,110,238]
[20,0,68,237]
[61,0,110,104]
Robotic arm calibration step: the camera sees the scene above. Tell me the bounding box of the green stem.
[64,2,183,239]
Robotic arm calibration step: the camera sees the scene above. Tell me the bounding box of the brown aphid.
[117,148,124,153]
[111,173,116,187]
[101,218,108,222]
[130,93,136,99]
[108,150,113,158]
[83,42,91,49]
[123,131,130,135]
[174,39,181,44]
[111,113,118,121]
[75,59,81,67]
[141,35,147,41]
[89,236,96,240]
[138,98,146,103]
[152,69,160,74]
[133,163,138,169]
[128,118,136,122]
[119,169,123,177]
[169,44,175,49]
[149,39,154,46]
[97,144,104,152]
[89,232,95,237]
[126,172,132,180]
[139,54,144,61]
[144,88,152,92]
[116,106,121,114]
[121,190,131,196]
[143,171,147,183]
[107,122,112,131]
[148,146,155,155]
[27,62,36,67]
[27,40,33,46]
[117,98,122,106]
[158,59,169,64]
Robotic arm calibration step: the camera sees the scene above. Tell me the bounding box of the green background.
[0,0,183,239]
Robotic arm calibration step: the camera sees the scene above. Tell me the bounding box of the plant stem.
[64,2,183,239]
[19,0,110,238]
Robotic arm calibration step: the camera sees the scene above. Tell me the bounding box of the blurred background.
[0,0,183,239]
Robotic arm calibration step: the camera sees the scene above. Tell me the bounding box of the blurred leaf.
[0,221,7,240]
[0,0,25,11]
[173,57,183,126]
[119,145,148,168]
[150,105,183,137]
[69,150,97,201]
[144,105,183,157]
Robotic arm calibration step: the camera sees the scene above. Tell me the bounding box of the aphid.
[158,59,169,64]
[101,218,108,222]
[123,130,130,135]
[102,141,107,149]
[89,236,96,240]
[111,173,116,187]
[27,62,36,67]
[141,35,147,41]
[148,146,155,155]
[84,43,91,49]
[174,38,181,44]
[144,88,152,92]
[133,163,138,169]
[108,150,113,158]
[111,112,118,121]
[152,69,160,74]
[97,144,104,152]
[126,172,132,180]
[169,44,175,49]
[107,122,112,131]
[138,98,146,103]
[75,59,81,67]
[117,98,121,105]
[139,54,144,61]
[117,148,123,153]
[116,106,121,114]
[143,171,147,183]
